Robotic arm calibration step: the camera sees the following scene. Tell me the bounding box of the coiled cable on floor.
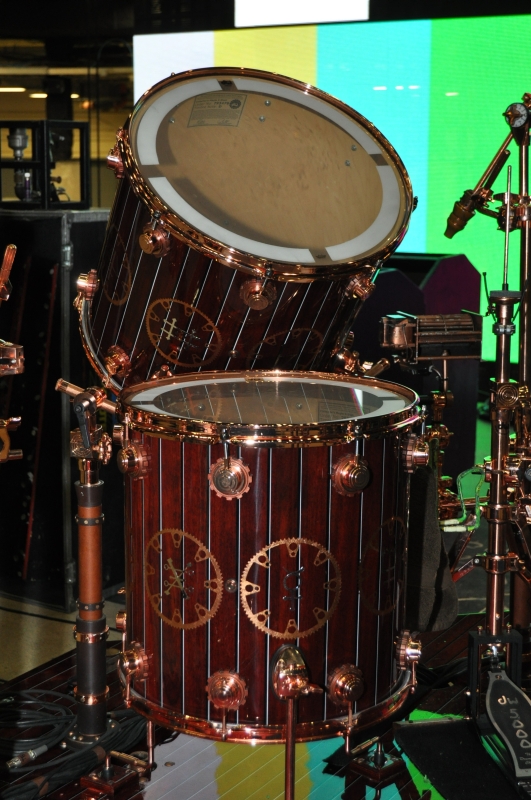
[1,710,146,800]
[0,691,75,770]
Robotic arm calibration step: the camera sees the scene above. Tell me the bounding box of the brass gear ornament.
[145,528,223,630]
[240,537,341,639]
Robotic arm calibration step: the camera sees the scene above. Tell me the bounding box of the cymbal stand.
[445,94,531,629]
[56,379,115,743]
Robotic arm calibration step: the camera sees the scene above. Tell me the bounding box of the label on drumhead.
[188,93,247,128]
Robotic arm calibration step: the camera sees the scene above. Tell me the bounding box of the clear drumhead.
[120,371,419,443]
[127,69,413,275]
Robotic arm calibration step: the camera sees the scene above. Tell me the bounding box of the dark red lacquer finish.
[124,429,410,741]
[85,181,358,390]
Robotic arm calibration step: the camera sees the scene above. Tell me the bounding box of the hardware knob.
[327,664,365,705]
[104,345,131,379]
[206,671,248,710]
[331,454,370,495]
[139,226,170,257]
[76,269,99,301]
[240,279,277,310]
[117,444,150,479]
[208,457,252,500]
[401,434,429,473]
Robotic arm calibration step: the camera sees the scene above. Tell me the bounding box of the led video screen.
[134,16,531,360]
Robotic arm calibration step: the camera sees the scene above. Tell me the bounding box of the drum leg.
[285,697,296,800]
[270,645,323,800]
[146,720,155,768]
[55,380,115,742]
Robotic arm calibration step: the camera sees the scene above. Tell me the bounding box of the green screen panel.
[427,15,531,361]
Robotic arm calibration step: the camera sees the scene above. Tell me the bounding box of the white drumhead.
[128,69,412,272]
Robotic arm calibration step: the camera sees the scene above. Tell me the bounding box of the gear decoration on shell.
[208,457,252,500]
[145,528,223,630]
[246,327,323,370]
[146,298,222,367]
[102,228,132,306]
[240,537,341,639]
[359,516,405,617]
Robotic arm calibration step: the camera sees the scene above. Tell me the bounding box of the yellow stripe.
[214,26,317,87]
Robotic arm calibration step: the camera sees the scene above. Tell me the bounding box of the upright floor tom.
[117,371,420,742]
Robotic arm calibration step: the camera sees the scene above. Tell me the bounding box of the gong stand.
[56,379,115,743]
[445,93,531,630]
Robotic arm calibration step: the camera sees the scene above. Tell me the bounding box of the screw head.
[259,116,266,122]
[345,160,351,166]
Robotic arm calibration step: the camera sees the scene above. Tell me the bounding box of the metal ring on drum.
[115,370,421,742]
[78,67,413,391]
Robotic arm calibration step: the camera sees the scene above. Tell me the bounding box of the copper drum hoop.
[118,371,419,742]
[80,67,413,391]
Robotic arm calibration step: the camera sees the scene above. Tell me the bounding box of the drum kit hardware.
[48,69,531,797]
[0,243,23,465]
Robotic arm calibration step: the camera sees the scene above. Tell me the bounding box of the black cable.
[0,714,146,800]
[0,691,75,764]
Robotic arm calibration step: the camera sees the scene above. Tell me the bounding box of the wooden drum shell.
[123,430,410,742]
[84,179,359,390]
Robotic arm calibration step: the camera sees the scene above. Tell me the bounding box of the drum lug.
[332,347,390,378]
[331,454,371,495]
[327,664,365,705]
[115,610,127,651]
[344,269,377,301]
[117,443,151,480]
[240,279,277,310]
[327,663,365,746]
[107,143,124,179]
[206,670,248,740]
[208,456,252,500]
[401,433,430,473]
[395,630,422,688]
[76,269,99,303]
[104,345,132,380]
[139,214,171,257]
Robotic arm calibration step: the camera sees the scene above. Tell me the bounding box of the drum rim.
[118,369,420,444]
[120,664,413,742]
[120,66,413,281]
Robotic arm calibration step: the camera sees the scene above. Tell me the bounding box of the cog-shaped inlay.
[246,327,323,370]
[145,528,223,629]
[240,537,341,639]
[146,298,222,367]
[103,228,132,307]
[359,516,405,617]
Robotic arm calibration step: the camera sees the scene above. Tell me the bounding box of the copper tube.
[78,504,102,622]
[285,698,296,800]
[146,720,154,767]
[56,378,117,414]
[473,132,513,194]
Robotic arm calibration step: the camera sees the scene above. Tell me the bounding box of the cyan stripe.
[317,20,432,254]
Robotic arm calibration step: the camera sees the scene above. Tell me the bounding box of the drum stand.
[270,646,323,800]
[56,379,115,743]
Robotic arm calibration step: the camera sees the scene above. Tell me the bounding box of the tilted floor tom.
[78,68,413,391]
